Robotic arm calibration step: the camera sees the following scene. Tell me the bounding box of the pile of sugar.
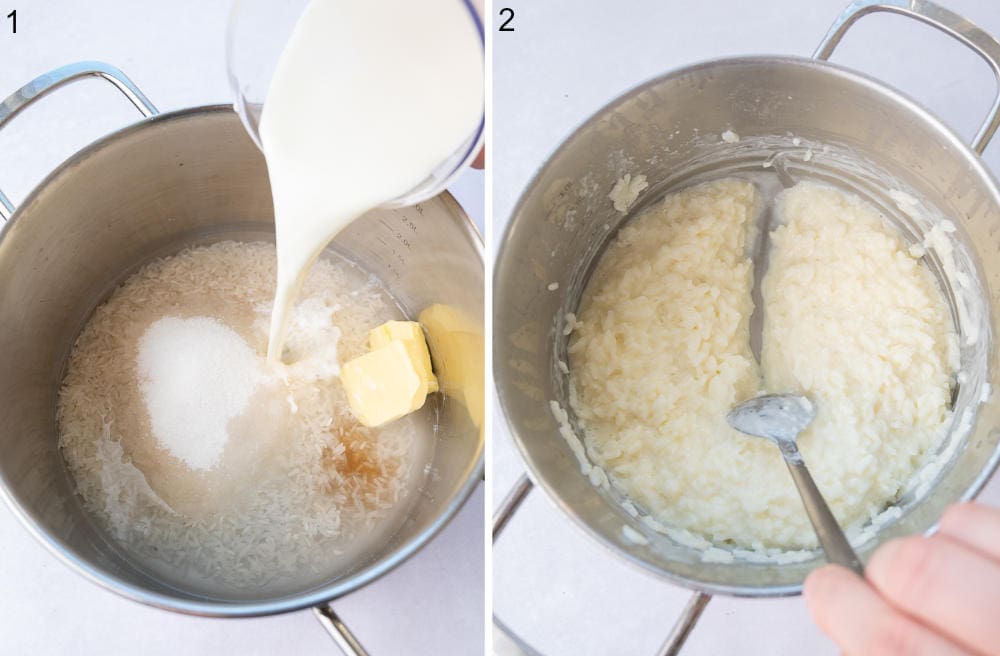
[57,241,432,591]
[568,179,958,550]
[138,317,264,471]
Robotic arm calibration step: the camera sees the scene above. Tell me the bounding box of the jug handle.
[814,0,1000,155]
[0,61,158,221]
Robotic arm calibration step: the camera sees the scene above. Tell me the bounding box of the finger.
[938,502,1000,563]
[868,535,1000,655]
[804,564,971,656]
[471,147,485,169]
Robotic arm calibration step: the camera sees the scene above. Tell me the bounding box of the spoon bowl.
[726,393,816,445]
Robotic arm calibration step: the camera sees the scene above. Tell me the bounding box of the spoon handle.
[782,452,865,576]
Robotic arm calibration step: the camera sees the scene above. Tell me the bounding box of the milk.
[259,0,484,362]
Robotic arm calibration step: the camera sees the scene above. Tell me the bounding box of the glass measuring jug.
[225,0,485,208]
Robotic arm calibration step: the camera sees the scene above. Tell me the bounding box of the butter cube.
[419,304,484,432]
[368,321,438,393]
[368,320,424,349]
[340,340,430,427]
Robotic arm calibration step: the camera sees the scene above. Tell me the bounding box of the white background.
[492,1,1000,655]
[0,2,484,655]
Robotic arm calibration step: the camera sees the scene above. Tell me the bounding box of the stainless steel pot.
[0,62,483,652]
[494,0,1000,609]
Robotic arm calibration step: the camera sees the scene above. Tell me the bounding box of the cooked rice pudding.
[567,179,958,550]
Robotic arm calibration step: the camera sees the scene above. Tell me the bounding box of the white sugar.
[138,316,263,471]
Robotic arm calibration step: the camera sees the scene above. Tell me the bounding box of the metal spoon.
[726,393,865,575]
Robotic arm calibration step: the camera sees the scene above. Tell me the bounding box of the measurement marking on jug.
[378,218,412,250]
[5,9,15,33]
[400,216,418,234]
[368,248,401,280]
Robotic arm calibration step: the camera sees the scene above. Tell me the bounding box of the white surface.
[0,2,484,655]
[492,1,1000,654]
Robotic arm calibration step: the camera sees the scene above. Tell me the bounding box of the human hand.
[804,502,1000,655]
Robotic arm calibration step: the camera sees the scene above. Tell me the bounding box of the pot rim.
[0,103,486,617]
[494,53,1000,598]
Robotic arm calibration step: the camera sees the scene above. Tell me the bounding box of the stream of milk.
[259,0,484,362]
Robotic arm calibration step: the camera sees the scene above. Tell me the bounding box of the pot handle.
[491,474,712,656]
[313,605,371,656]
[0,61,159,221]
[814,0,1000,155]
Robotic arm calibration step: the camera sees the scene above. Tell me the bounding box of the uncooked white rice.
[58,241,432,591]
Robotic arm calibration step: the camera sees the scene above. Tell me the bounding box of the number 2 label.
[498,7,514,32]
